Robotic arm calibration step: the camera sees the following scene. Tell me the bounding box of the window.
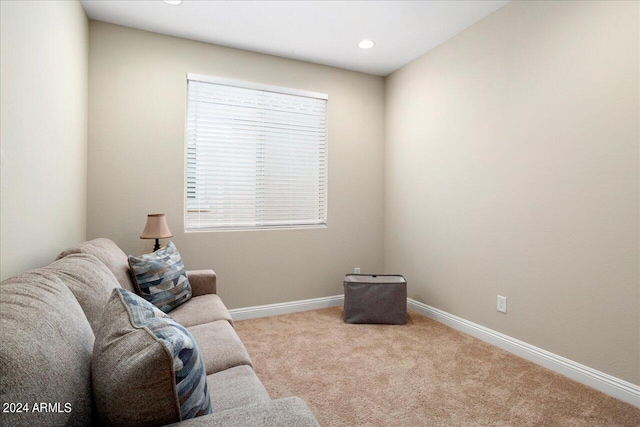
[185,74,328,231]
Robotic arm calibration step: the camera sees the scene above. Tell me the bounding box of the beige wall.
[88,22,385,309]
[385,0,639,385]
[0,1,88,280]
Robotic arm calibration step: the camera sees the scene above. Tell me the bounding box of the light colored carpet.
[234,307,640,426]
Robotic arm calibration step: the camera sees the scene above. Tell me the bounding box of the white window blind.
[186,74,328,231]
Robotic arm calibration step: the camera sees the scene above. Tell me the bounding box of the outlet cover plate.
[497,295,507,313]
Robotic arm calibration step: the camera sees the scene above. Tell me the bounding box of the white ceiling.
[81,0,510,76]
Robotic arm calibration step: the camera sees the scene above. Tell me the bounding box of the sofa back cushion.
[43,253,120,333]
[92,288,211,426]
[57,238,136,291]
[0,271,95,426]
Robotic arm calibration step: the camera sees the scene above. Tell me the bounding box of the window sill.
[184,224,327,233]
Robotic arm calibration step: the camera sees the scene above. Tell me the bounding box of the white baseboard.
[229,294,639,407]
[407,298,640,407]
[229,294,344,321]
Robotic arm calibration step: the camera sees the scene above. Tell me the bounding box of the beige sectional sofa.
[0,238,320,427]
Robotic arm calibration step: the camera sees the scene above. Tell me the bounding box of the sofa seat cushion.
[57,238,136,291]
[0,271,95,427]
[92,288,211,426]
[164,397,320,427]
[207,365,270,412]
[188,320,253,374]
[128,242,192,313]
[170,294,233,327]
[42,253,120,333]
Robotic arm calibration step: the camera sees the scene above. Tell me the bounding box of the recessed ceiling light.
[163,0,183,5]
[358,39,375,49]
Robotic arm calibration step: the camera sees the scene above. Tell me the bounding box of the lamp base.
[154,239,160,252]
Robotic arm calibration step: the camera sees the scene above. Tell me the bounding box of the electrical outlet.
[354,267,361,274]
[497,295,507,313]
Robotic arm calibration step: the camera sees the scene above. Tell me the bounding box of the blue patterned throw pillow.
[128,241,192,313]
[92,288,212,425]
[118,289,212,419]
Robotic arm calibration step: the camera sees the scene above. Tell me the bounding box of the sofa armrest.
[164,397,320,427]
[186,270,217,296]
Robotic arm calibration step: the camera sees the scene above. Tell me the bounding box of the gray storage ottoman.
[343,274,407,324]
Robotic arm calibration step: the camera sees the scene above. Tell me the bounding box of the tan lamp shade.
[140,214,173,240]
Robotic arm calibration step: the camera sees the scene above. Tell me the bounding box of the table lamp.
[140,214,173,251]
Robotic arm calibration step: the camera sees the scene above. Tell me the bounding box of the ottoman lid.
[344,274,406,284]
